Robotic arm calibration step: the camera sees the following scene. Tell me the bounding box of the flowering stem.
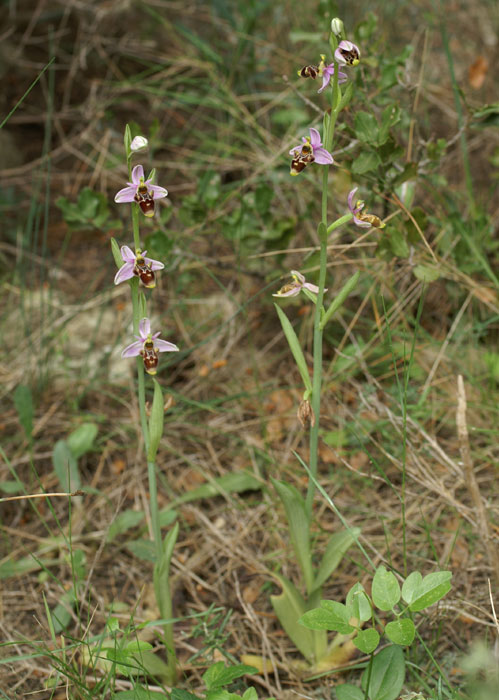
[305,38,340,520]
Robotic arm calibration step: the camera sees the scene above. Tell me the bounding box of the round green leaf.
[353,627,380,654]
[372,566,401,611]
[385,618,415,646]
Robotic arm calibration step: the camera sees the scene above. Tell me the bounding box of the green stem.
[305,43,340,519]
[363,653,374,700]
[148,460,162,558]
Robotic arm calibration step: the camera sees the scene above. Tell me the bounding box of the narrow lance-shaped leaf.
[338,82,354,112]
[153,521,179,621]
[124,123,132,158]
[312,527,360,591]
[14,385,33,442]
[67,423,98,459]
[271,478,313,593]
[274,304,312,393]
[361,645,405,700]
[320,271,360,330]
[111,237,123,269]
[270,573,321,663]
[147,379,164,462]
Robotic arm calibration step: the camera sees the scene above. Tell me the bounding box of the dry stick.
[456,375,499,585]
[0,491,83,503]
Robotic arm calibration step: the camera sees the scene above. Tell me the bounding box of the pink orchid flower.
[273,270,324,298]
[334,40,360,66]
[348,188,385,229]
[114,164,168,217]
[289,128,334,175]
[114,246,164,288]
[121,318,179,376]
[318,63,348,93]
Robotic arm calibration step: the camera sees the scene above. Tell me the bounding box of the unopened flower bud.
[297,399,315,428]
[130,135,149,152]
[331,18,344,37]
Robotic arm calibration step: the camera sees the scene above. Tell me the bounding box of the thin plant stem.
[305,42,340,519]
[363,653,374,700]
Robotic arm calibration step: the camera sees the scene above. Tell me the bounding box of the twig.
[0,491,84,503]
[456,375,499,584]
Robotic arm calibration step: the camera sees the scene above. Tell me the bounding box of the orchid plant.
[110,127,179,684]
[269,19,387,672]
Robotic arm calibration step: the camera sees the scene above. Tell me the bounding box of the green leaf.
[115,690,166,700]
[271,478,313,592]
[353,627,380,654]
[67,423,98,459]
[202,662,258,691]
[111,237,123,269]
[378,104,401,145]
[362,645,405,700]
[172,690,199,700]
[338,82,354,112]
[336,684,364,700]
[171,471,261,506]
[51,591,76,633]
[300,600,354,635]
[125,539,156,562]
[147,379,164,462]
[107,509,145,543]
[413,264,440,283]
[371,566,401,612]
[352,151,381,175]
[153,522,179,619]
[124,639,153,654]
[52,439,81,491]
[14,384,34,441]
[158,508,177,527]
[242,688,258,700]
[130,649,175,683]
[385,618,415,646]
[320,272,360,331]
[124,124,132,157]
[346,582,372,623]
[391,162,418,188]
[401,571,421,605]
[274,305,312,393]
[270,573,320,663]
[0,481,24,495]
[313,528,360,590]
[354,111,379,145]
[0,555,40,579]
[388,228,410,258]
[406,571,452,612]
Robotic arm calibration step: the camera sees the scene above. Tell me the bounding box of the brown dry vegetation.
[0,0,498,697]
